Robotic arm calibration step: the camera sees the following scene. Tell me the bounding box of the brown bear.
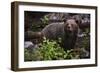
[41,18,79,50]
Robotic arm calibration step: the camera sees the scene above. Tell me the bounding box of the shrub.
[24,37,80,61]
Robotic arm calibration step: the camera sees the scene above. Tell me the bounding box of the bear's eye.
[66,23,68,25]
[71,24,74,26]
[72,24,76,27]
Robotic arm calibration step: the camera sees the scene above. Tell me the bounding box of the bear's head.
[64,19,79,36]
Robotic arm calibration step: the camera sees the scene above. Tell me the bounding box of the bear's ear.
[75,19,82,25]
[72,15,82,25]
[63,18,67,23]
